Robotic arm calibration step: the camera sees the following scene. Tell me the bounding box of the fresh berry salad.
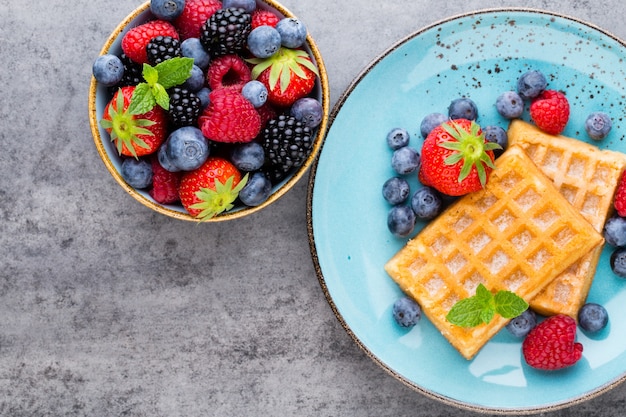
[385,69,620,371]
[91,0,327,221]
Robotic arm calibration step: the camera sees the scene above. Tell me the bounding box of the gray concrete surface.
[2,0,626,415]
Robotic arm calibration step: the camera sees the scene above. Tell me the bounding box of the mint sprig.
[446,284,528,327]
[127,57,194,115]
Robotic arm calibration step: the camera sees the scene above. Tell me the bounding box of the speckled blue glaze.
[308,9,626,413]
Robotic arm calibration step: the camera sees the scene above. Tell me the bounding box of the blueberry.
[411,187,443,220]
[158,145,181,172]
[92,54,124,87]
[604,216,626,247]
[387,205,416,238]
[482,125,507,157]
[241,80,268,108]
[578,303,608,333]
[247,25,282,58]
[150,0,185,20]
[163,126,210,171]
[382,177,410,205]
[496,91,524,119]
[222,0,256,13]
[448,98,478,121]
[121,158,153,189]
[290,98,323,128]
[585,112,612,140]
[181,38,211,70]
[517,70,547,100]
[239,172,272,206]
[505,308,537,338]
[392,296,421,327]
[391,146,420,175]
[231,142,265,172]
[386,127,410,150]
[182,65,205,92]
[196,87,211,110]
[420,113,448,138]
[610,247,626,277]
[276,17,308,48]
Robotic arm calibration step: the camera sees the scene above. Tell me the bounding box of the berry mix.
[385,69,617,371]
[92,0,324,220]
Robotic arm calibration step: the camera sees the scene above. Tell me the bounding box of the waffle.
[508,120,626,317]
[384,146,604,359]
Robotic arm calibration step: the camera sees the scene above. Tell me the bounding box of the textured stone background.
[2,0,626,416]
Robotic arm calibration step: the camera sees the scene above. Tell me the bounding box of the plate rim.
[306,7,626,414]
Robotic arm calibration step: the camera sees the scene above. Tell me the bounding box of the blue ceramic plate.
[308,8,626,414]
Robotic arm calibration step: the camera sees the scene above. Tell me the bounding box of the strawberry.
[522,314,583,370]
[206,54,252,92]
[418,119,500,196]
[251,9,280,29]
[149,155,181,204]
[198,88,261,143]
[614,171,626,217]
[248,47,319,107]
[121,20,179,64]
[100,86,167,158]
[173,0,222,40]
[529,89,570,135]
[179,157,248,220]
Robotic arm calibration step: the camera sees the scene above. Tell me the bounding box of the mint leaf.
[494,290,529,319]
[446,284,528,328]
[128,83,156,115]
[152,83,169,110]
[156,57,194,89]
[446,296,488,327]
[143,64,159,86]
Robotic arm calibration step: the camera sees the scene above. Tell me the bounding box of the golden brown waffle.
[384,146,603,359]
[508,120,626,317]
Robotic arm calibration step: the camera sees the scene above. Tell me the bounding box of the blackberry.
[107,53,143,96]
[200,7,252,57]
[167,87,201,128]
[146,36,181,65]
[261,115,313,179]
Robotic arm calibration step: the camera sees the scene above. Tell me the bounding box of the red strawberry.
[614,171,626,217]
[418,119,499,196]
[149,155,181,204]
[198,88,261,143]
[249,47,318,107]
[522,314,583,370]
[100,86,167,158]
[121,20,179,64]
[251,9,280,29]
[529,89,570,135]
[179,157,248,219]
[206,54,252,92]
[173,0,221,40]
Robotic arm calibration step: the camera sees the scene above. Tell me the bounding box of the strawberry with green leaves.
[179,157,249,220]
[248,47,318,107]
[418,118,500,196]
[100,57,194,158]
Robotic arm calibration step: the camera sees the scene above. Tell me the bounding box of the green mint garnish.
[127,57,194,115]
[446,283,528,327]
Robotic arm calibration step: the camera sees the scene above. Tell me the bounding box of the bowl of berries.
[89,0,329,221]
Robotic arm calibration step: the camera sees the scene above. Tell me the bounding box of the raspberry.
[198,88,261,143]
[614,172,626,217]
[529,90,570,135]
[206,54,252,92]
[251,9,280,29]
[173,0,222,40]
[149,156,182,204]
[522,314,583,370]
[121,20,179,64]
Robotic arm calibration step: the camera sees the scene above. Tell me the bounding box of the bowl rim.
[88,0,330,222]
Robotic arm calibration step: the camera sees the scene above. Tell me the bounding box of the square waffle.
[508,120,626,317]
[384,145,604,359]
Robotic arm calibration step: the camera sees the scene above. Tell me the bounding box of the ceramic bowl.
[88,0,329,222]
